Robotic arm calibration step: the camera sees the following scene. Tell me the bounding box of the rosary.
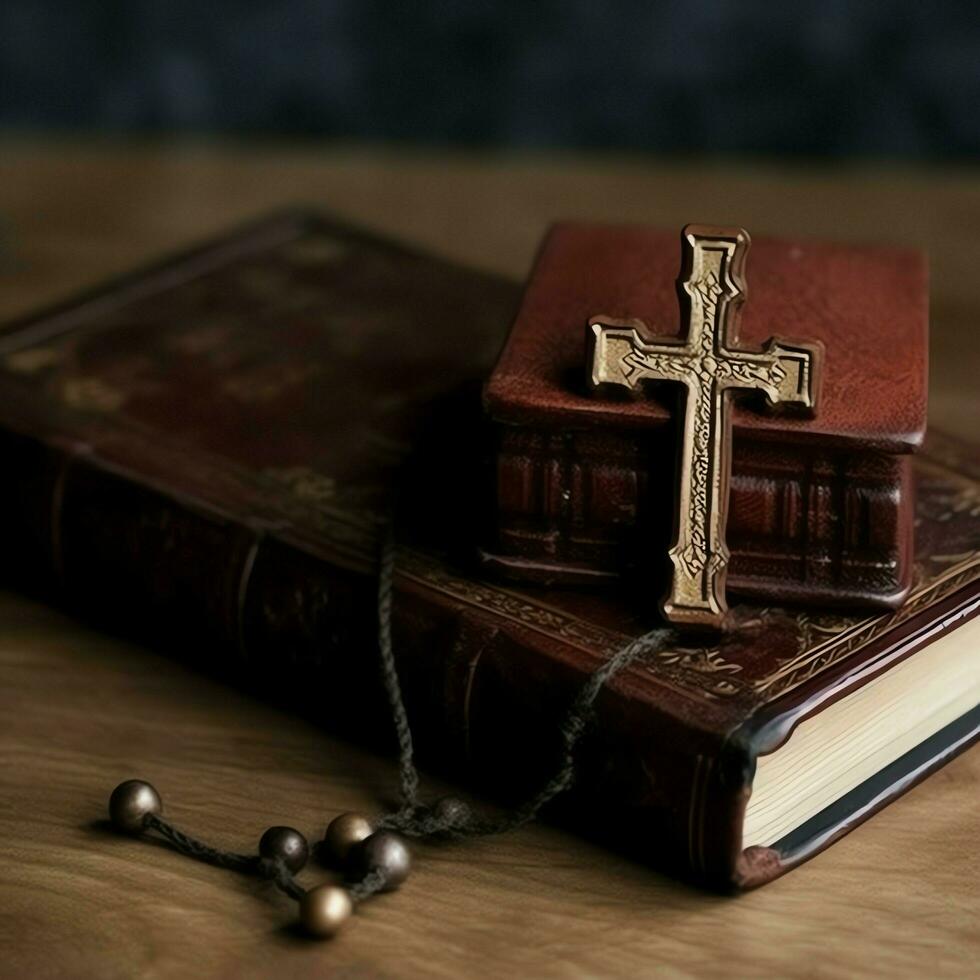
[106,531,671,938]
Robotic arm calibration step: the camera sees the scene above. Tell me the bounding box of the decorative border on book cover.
[394,450,979,707]
[399,547,978,705]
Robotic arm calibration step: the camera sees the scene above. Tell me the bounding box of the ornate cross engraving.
[588,226,822,628]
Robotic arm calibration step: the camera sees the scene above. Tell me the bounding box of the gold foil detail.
[61,376,127,413]
[3,346,65,374]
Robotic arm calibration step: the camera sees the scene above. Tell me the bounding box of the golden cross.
[587,226,822,629]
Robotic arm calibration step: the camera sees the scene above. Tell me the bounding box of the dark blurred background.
[2,0,979,158]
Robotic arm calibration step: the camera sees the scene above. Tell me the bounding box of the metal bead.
[433,796,471,830]
[259,826,309,873]
[108,779,162,834]
[355,831,412,891]
[299,884,352,938]
[323,812,373,868]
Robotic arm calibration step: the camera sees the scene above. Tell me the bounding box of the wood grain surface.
[0,141,977,978]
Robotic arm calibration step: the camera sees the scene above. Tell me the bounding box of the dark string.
[135,527,673,907]
[142,812,308,900]
[373,528,673,838]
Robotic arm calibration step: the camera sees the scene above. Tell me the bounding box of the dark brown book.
[0,211,975,888]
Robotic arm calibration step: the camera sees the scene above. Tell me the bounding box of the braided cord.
[142,813,306,899]
[376,526,420,813]
[373,530,672,838]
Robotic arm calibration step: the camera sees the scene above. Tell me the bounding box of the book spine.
[0,426,746,885]
[485,424,912,608]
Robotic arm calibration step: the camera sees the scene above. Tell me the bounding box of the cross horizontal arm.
[718,340,822,409]
[588,319,696,390]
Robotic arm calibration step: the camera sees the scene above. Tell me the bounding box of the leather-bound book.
[481,223,929,611]
[0,212,975,888]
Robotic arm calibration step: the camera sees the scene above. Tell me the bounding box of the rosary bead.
[323,812,373,868]
[259,826,309,873]
[355,831,412,891]
[108,779,162,834]
[299,884,352,938]
[432,796,471,830]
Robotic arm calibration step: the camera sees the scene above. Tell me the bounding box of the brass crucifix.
[587,226,822,629]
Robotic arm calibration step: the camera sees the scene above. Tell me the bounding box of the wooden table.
[0,142,977,978]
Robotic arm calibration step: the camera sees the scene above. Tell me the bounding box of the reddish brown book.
[0,212,975,888]
[481,223,928,610]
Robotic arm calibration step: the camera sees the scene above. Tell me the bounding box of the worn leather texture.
[482,222,928,607]
[0,213,971,889]
[486,222,928,447]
